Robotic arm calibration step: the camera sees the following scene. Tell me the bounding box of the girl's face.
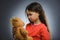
[26,10,40,22]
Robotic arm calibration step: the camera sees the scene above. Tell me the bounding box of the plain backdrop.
[0,0,60,40]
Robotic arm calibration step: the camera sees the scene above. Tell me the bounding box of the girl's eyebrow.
[27,12,29,14]
[27,13,32,15]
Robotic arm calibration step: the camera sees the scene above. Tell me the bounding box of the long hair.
[25,2,49,32]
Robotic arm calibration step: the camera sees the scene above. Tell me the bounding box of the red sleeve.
[40,24,50,40]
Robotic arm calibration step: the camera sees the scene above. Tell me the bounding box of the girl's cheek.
[31,17,36,22]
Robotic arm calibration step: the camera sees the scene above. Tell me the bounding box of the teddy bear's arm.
[20,27,28,37]
[14,28,24,40]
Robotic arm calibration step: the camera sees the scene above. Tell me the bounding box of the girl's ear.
[36,13,40,17]
[38,13,40,17]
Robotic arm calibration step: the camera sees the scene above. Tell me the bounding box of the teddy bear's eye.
[13,20,18,22]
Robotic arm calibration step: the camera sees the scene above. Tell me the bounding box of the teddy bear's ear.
[10,17,18,22]
[10,18,13,27]
[10,17,16,27]
[10,18,13,22]
[13,17,17,19]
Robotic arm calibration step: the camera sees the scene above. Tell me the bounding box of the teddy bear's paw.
[27,36,33,40]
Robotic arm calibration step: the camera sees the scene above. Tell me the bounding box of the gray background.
[0,0,60,40]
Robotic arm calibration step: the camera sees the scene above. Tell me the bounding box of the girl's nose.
[28,16,31,19]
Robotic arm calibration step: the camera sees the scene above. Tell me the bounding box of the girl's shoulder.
[40,23,46,27]
[40,23,48,31]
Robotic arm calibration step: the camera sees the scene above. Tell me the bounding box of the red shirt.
[26,22,50,40]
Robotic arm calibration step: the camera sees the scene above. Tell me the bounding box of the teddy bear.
[10,17,33,40]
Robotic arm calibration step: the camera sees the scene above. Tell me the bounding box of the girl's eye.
[27,14,32,16]
[29,14,32,16]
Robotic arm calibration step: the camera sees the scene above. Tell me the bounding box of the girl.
[25,2,50,40]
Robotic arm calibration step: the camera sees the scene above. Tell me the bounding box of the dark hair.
[25,2,49,32]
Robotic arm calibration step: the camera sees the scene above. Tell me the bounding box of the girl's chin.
[30,20,35,23]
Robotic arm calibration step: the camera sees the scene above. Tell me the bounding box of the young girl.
[25,2,50,40]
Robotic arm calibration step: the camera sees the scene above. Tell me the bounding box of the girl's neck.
[34,19,41,25]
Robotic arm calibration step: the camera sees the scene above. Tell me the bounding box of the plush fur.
[10,17,32,40]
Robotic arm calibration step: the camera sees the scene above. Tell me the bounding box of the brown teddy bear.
[10,17,33,40]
